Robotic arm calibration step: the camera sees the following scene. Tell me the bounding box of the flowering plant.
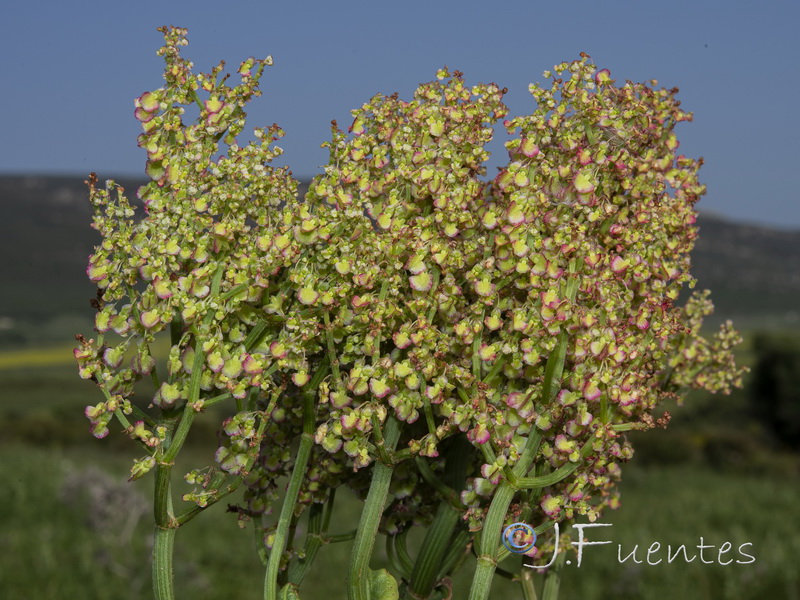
[76,27,745,600]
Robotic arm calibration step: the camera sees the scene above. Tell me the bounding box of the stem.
[347,416,402,600]
[520,567,538,600]
[468,484,515,600]
[153,417,179,600]
[407,436,471,598]
[263,363,329,600]
[153,525,176,600]
[540,550,566,600]
[435,528,472,581]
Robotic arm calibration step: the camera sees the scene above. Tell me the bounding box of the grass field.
[2,443,798,600]
[1,333,798,599]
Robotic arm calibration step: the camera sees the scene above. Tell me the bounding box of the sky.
[1,0,798,229]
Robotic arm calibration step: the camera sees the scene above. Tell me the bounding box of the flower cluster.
[76,26,307,499]
[77,29,746,598]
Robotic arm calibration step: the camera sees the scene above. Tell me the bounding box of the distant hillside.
[1,175,797,348]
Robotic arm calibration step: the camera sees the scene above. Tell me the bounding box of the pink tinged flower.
[87,261,108,282]
[583,379,602,401]
[297,287,319,306]
[666,134,679,150]
[577,148,592,165]
[369,378,391,399]
[340,411,359,431]
[322,434,343,454]
[513,170,529,187]
[574,170,595,194]
[590,339,606,356]
[159,382,182,407]
[474,279,495,297]
[634,315,650,330]
[410,272,433,292]
[405,255,426,274]
[519,138,540,158]
[505,392,525,410]
[595,69,611,85]
[555,434,576,454]
[353,273,371,287]
[222,357,243,379]
[333,259,352,275]
[134,107,156,123]
[557,389,577,407]
[479,344,497,362]
[507,204,525,225]
[85,403,104,420]
[481,463,502,485]
[103,347,124,369]
[205,96,224,114]
[541,494,562,519]
[541,289,560,308]
[393,331,412,349]
[484,314,502,331]
[546,261,564,280]
[95,311,111,332]
[207,351,224,373]
[351,295,371,309]
[292,371,310,387]
[136,91,160,113]
[428,117,445,137]
[91,421,110,439]
[584,252,601,268]
[242,354,263,375]
[535,413,552,430]
[468,423,491,445]
[140,310,161,329]
[111,315,131,335]
[610,255,630,274]
[270,341,287,359]
[153,278,172,300]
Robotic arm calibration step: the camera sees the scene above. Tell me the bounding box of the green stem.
[520,567,538,600]
[263,363,328,600]
[407,436,471,598]
[541,550,566,600]
[153,525,176,600]
[435,528,472,581]
[153,418,179,600]
[468,484,515,600]
[347,416,402,600]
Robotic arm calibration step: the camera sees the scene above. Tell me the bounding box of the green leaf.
[368,568,399,600]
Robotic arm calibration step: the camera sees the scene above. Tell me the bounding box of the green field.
[3,443,798,599]
[1,333,798,599]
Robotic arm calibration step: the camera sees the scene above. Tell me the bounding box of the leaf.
[368,568,399,600]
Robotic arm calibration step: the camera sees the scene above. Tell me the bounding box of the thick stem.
[263,393,317,600]
[541,550,566,600]
[520,567,538,600]
[347,416,402,600]
[407,436,471,598]
[468,483,515,600]
[153,439,178,599]
[153,525,176,600]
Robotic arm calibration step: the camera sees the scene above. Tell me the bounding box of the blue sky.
[1,0,798,228]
